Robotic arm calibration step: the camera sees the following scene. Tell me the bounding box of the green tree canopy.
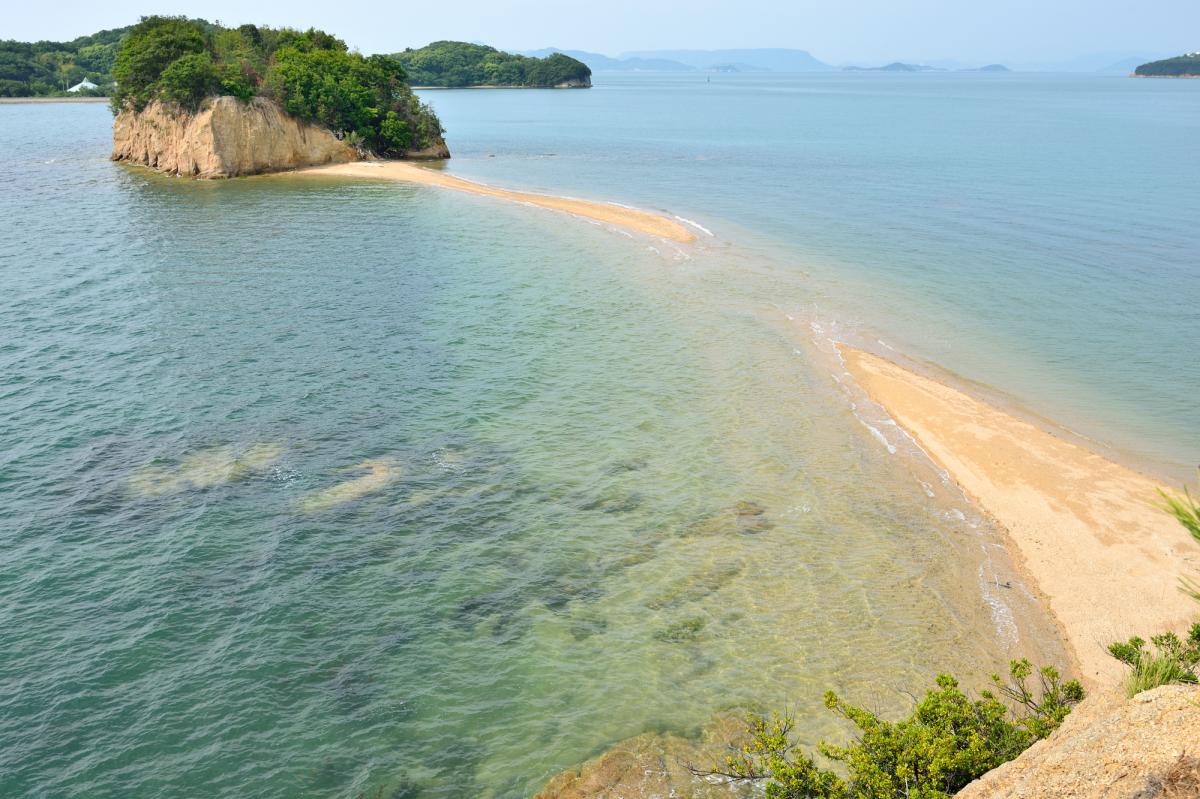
[392,41,591,88]
[106,16,443,157]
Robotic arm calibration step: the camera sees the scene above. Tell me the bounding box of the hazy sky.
[7,0,1198,64]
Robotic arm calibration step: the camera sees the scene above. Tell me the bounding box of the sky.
[6,0,1198,65]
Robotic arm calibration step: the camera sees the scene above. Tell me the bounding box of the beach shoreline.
[0,96,109,104]
[837,345,1200,687]
[291,160,698,243]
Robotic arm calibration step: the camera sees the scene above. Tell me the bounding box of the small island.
[391,41,591,88]
[108,16,448,178]
[1134,53,1200,77]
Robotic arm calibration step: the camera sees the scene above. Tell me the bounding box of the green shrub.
[105,16,443,156]
[156,51,220,110]
[698,660,1083,799]
[1107,479,1200,695]
[1108,626,1200,697]
[112,16,206,110]
[1160,482,1200,601]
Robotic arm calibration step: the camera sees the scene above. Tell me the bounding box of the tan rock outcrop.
[958,685,1200,798]
[112,96,360,178]
[534,715,753,799]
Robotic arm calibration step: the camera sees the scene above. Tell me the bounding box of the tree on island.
[1134,53,1200,77]
[391,41,591,88]
[109,16,444,157]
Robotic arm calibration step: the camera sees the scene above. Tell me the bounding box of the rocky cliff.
[958,685,1200,798]
[111,96,449,178]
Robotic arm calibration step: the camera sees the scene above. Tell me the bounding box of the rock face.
[111,96,448,178]
[958,685,1200,798]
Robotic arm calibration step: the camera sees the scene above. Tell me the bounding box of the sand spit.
[293,161,697,243]
[839,347,1200,686]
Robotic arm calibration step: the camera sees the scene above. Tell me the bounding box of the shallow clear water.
[0,72,1193,799]
[426,72,1200,476]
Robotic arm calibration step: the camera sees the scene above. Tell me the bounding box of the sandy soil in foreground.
[295,160,697,243]
[840,347,1200,686]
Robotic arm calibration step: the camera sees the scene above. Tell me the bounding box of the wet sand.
[295,161,697,243]
[839,347,1200,686]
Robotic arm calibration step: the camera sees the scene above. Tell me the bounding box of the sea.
[0,72,1196,798]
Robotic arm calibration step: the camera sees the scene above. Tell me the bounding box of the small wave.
[862,422,898,454]
[673,215,714,236]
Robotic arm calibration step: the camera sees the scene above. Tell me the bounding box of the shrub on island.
[391,41,591,88]
[111,16,444,157]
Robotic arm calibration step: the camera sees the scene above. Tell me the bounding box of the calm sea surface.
[0,72,1194,798]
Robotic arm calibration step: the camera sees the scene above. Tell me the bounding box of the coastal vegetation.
[1134,53,1200,77]
[1107,484,1200,696]
[391,41,591,87]
[0,26,129,96]
[110,17,443,157]
[699,660,1083,799]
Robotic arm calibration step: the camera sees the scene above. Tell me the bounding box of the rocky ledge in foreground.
[534,686,1200,799]
[957,685,1200,799]
[111,97,450,179]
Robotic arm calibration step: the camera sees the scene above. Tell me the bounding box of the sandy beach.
[839,347,1200,686]
[295,160,697,243]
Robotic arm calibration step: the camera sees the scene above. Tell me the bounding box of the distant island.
[844,62,1009,73]
[1134,53,1200,77]
[392,42,590,88]
[109,16,447,178]
[520,49,694,72]
[845,62,944,72]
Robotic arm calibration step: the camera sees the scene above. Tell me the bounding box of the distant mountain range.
[621,48,834,72]
[519,49,695,72]
[843,62,1010,73]
[520,48,834,72]
[520,47,1181,76]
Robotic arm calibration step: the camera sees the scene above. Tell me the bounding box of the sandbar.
[295,160,696,243]
[839,347,1200,686]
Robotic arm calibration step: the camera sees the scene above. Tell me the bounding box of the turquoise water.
[426,72,1200,476]
[0,72,1194,799]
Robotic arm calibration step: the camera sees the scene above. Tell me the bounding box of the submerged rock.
[534,715,754,799]
[300,458,398,512]
[128,442,282,496]
[682,500,774,537]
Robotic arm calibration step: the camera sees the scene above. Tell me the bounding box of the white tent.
[67,78,99,93]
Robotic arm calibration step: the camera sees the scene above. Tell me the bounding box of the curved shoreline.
[292,160,697,243]
[838,346,1200,687]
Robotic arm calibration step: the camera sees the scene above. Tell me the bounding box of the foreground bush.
[1108,479,1200,696]
[697,660,1083,799]
[1108,626,1200,697]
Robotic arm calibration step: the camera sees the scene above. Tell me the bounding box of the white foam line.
[674,215,714,236]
